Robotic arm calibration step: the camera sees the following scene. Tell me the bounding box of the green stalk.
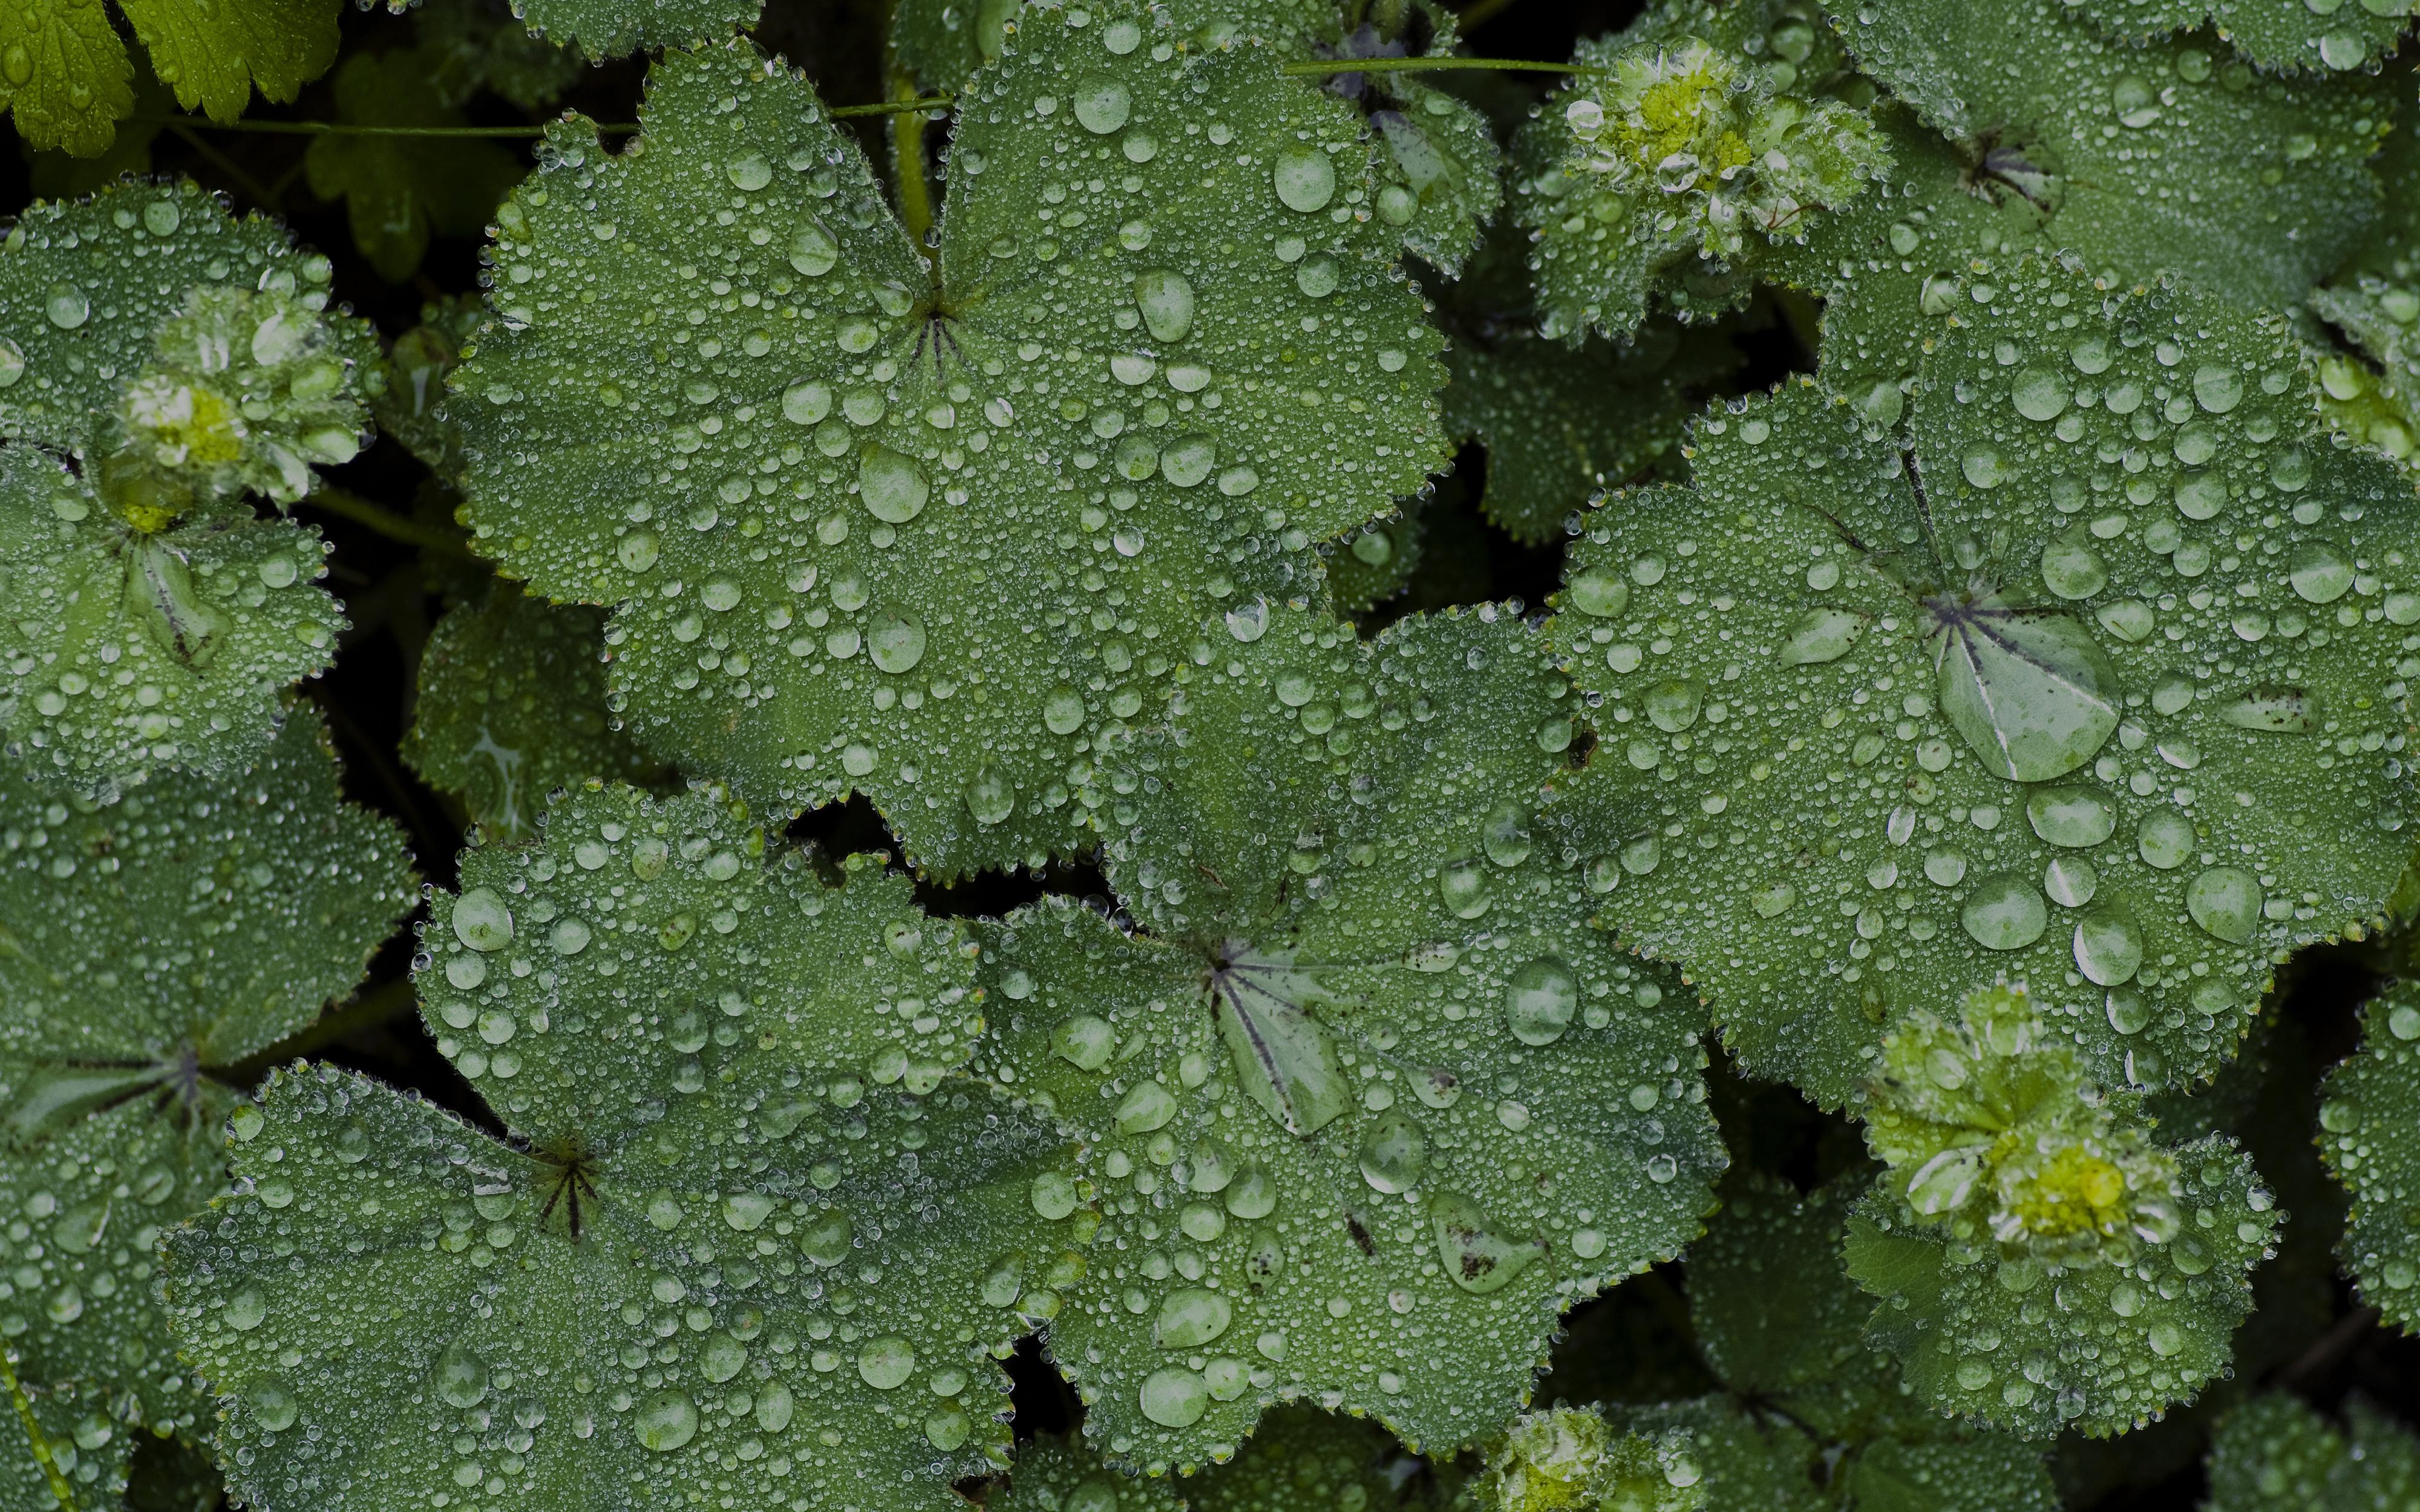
[306,485,481,562]
[0,1349,78,1512]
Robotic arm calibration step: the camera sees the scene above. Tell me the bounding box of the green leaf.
[1,1380,127,1512]
[372,295,484,478]
[1820,0,2393,316]
[1467,1407,1706,1512]
[1601,1398,1825,1512]
[1,181,368,462]
[2203,1393,2420,1512]
[451,20,1447,878]
[416,0,589,111]
[1845,986,2277,1437]
[995,1435,1186,1512]
[1318,494,1426,616]
[1842,1435,2061,1512]
[0,448,346,786]
[304,49,529,282]
[1179,1405,1453,1512]
[0,0,134,157]
[1513,7,1889,341]
[2317,985,2420,1331]
[975,605,1722,1469]
[402,585,670,840]
[2068,0,2416,73]
[1686,1175,1883,1415]
[115,0,339,123]
[0,710,413,1498]
[162,784,1093,1512]
[1542,261,2420,1107]
[514,0,763,59]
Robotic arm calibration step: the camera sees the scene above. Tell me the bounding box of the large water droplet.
[727,154,772,191]
[1273,148,1337,212]
[1438,858,1490,919]
[1961,874,2048,950]
[1073,77,1131,134]
[1134,269,1195,343]
[1157,1288,1232,1347]
[2012,368,2068,422]
[2025,786,2115,849]
[1481,801,1533,867]
[2135,811,2194,870]
[1358,1112,1429,1194]
[1777,607,1867,665]
[453,888,514,951]
[634,1389,698,1451]
[858,1337,915,1390]
[2072,907,2143,986]
[1431,1191,1542,1295]
[0,337,24,389]
[1503,957,1579,1046]
[787,219,840,276]
[868,610,927,674]
[44,284,88,330]
[2185,867,2261,943]
[249,1380,299,1433]
[801,1210,853,1266]
[1043,685,1087,735]
[858,446,930,523]
[963,761,1016,827]
[436,1340,489,1407]
[2288,542,2354,604]
[1566,564,1631,618]
[1928,595,2119,783]
[1139,1368,1208,1427]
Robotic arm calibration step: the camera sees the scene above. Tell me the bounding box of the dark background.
[5,1,2413,1506]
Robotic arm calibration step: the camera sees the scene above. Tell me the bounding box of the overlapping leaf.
[402,585,668,840]
[2203,1393,2420,1512]
[2071,0,2416,73]
[0,0,338,155]
[1543,262,2420,1106]
[1465,1407,1705,1512]
[0,0,135,156]
[891,0,1502,273]
[416,0,589,111]
[451,18,1447,878]
[2317,985,2420,1332]
[305,49,528,282]
[1845,986,2275,1437]
[162,784,1091,1512]
[1513,1,1889,341]
[514,0,760,58]
[976,605,1722,1470]
[0,711,412,1506]
[1821,0,2391,317]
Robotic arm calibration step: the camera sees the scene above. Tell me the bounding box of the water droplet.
[802,1210,853,1266]
[1139,1367,1209,1427]
[1566,564,1631,618]
[2191,364,2242,414]
[2185,867,2262,943]
[1481,801,1533,867]
[0,338,23,389]
[2044,856,2098,908]
[1134,269,1194,342]
[1273,147,1336,212]
[634,1389,698,1451]
[1439,858,1490,919]
[2025,786,2115,848]
[1358,1112,1429,1193]
[858,446,929,523]
[868,610,927,674]
[2134,811,2194,870]
[1224,598,1269,642]
[723,1191,774,1231]
[1503,957,1579,1046]
[1114,1078,1177,1134]
[787,219,840,276]
[44,284,88,330]
[2288,541,2354,604]
[1431,1191,1542,1295]
[2390,1006,2420,1042]
[1777,607,1867,665]
[2038,536,2107,600]
[1156,1289,1232,1347]
[1644,678,1704,732]
[249,1380,298,1432]
[437,1340,489,1408]
[701,1334,748,1384]
[1961,874,2048,951]
[1043,685,1086,735]
[727,154,772,191]
[2220,686,2318,733]
[2072,907,2143,986]
[1960,445,2006,488]
[1073,77,1131,134]
[963,761,1016,827]
[1929,595,2119,783]
[453,888,514,951]
[857,1336,915,1390]
[1051,1014,1115,1070]
[2012,368,2068,422]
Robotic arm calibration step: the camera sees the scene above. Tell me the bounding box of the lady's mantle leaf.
[1514,4,1888,341]
[995,1435,1186,1512]
[402,585,669,841]
[0,0,136,156]
[162,785,1091,1512]
[2070,0,2415,74]
[304,49,529,284]
[999,1407,1451,1512]
[1545,263,2420,1107]
[1467,1407,1705,1512]
[2203,1393,2420,1512]
[0,711,411,1495]
[0,449,346,788]
[451,17,1445,878]
[978,606,1722,1470]
[1845,986,2276,1438]
[1823,0,2392,316]
[2317,984,2420,1332]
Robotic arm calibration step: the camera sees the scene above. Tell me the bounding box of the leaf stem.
[305,484,480,562]
[0,1348,78,1512]
[888,70,939,254]
[131,94,951,140]
[1278,56,1591,77]
[165,120,284,212]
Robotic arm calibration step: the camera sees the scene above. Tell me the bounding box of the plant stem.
[0,1349,77,1512]
[1279,56,1590,77]
[132,95,950,140]
[888,71,939,252]
[166,120,283,210]
[221,978,420,1081]
[306,484,481,562]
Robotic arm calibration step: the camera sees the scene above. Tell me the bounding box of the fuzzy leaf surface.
[1823,0,2390,315]
[2317,984,2420,1332]
[402,586,667,840]
[977,607,1722,1470]
[452,21,1446,877]
[2203,1394,2420,1512]
[504,0,759,57]
[0,711,411,1490]
[2070,0,2415,73]
[163,785,1091,1512]
[114,0,339,123]
[0,449,345,786]
[1544,264,2420,1106]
